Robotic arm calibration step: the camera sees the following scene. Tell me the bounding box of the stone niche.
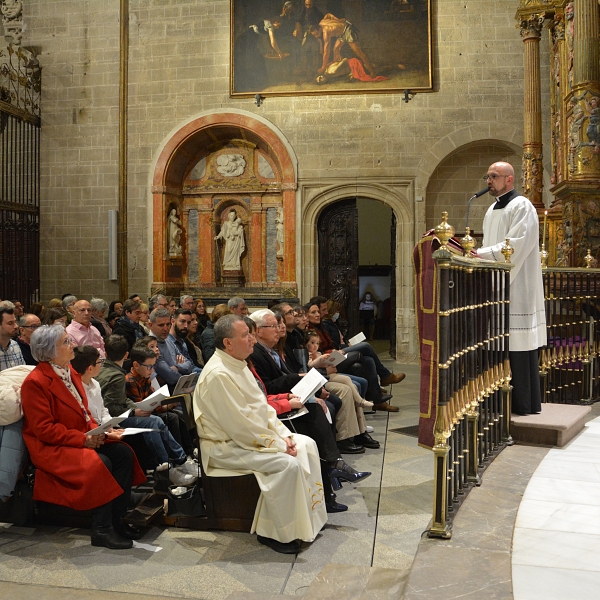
[151,112,298,305]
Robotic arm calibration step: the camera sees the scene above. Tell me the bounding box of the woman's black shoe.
[91,524,133,549]
[330,476,343,491]
[113,517,143,540]
[354,432,380,449]
[328,459,371,484]
[257,535,301,554]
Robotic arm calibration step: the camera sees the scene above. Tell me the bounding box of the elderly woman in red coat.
[21,324,145,549]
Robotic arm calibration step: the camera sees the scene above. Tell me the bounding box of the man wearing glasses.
[16,313,41,366]
[477,161,546,415]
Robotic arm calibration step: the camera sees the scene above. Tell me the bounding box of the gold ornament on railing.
[584,249,594,268]
[434,212,455,248]
[460,227,476,256]
[501,238,514,263]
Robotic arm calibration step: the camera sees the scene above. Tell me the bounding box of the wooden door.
[317,199,359,336]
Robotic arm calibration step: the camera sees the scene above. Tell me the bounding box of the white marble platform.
[513,416,600,600]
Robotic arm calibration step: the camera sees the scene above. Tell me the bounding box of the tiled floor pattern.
[0,351,432,600]
[512,415,600,600]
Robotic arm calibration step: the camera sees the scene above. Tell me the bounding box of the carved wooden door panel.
[317,199,359,336]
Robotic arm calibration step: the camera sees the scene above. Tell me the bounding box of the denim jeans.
[346,374,368,397]
[119,414,186,465]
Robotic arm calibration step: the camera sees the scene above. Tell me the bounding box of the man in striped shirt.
[0,307,25,372]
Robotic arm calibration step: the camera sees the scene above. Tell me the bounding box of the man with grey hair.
[17,313,41,366]
[180,295,194,310]
[149,307,181,388]
[194,314,327,554]
[148,294,168,312]
[227,296,248,316]
[67,300,106,358]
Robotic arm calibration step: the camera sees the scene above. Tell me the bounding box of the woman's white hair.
[249,309,274,327]
[30,324,66,363]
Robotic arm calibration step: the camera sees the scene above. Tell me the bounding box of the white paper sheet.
[348,331,366,346]
[135,384,171,412]
[87,416,126,435]
[119,428,159,436]
[321,350,346,366]
[290,368,327,404]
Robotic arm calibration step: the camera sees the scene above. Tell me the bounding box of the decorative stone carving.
[258,153,275,179]
[215,208,245,271]
[216,154,246,177]
[275,206,284,259]
[168,208,183,256]
[522,150,544,200]
[1,0,23,45]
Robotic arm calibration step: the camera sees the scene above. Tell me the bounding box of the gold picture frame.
[230,0,433,97]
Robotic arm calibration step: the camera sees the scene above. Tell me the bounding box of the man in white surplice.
[193,314,327,554]
[477,161,547,415]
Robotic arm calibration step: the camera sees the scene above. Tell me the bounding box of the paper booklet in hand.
[348,331,366,346]
[172,372,199,396]
[134,384,171,412]
[320,350,346,366]
[290,368,328,404]
[87,416,126,435]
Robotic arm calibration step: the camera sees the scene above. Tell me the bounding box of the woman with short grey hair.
[21,324,145,549]
[90,297,112,338]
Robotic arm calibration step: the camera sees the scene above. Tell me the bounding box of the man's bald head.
[486,161,515,198]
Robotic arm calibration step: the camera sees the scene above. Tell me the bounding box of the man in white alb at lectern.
[477,161,547,415]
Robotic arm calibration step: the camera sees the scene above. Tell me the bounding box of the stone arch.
[300,178,417,359]
[149,109,298,297]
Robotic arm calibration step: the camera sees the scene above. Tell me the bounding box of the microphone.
[465,188,489,229]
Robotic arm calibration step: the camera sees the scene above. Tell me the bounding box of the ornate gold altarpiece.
[516,0,600,267]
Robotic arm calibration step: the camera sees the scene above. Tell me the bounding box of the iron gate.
[0,45,41,306]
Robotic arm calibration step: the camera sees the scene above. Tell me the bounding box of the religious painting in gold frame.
[230,0,433,97]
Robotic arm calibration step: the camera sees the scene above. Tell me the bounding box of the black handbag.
[167,484,206,518]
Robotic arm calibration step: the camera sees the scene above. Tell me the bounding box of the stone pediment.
[182,178,280,194]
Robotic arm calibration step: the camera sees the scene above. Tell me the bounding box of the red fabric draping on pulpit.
[414,231,467,449]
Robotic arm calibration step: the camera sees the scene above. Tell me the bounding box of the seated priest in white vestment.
[477,161,547,415]
[193,314,327,554]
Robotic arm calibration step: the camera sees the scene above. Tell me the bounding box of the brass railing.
[540,267,600,405]
[415,215,513,539]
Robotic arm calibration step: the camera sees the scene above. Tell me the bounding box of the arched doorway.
[300,179,416,361]
[150,110,298,304]
[317,198,395,351]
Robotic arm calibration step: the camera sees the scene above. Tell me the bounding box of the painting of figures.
[230,0,432,96]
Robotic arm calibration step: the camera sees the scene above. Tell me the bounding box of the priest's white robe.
[193,348,327,543]
[478,192,547,351]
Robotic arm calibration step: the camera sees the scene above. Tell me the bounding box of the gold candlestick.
[543,210,547,246]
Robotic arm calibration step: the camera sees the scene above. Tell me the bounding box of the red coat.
[21,361,145,511]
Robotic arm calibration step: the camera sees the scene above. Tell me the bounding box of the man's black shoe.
[328,459,371,484]
[113,517,143,540]
[354,432,380,449]
[337,438,365,454]
[257,535,301,554]
[326,494,348,513]
[91,524,133,550]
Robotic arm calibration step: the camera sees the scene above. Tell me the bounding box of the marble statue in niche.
[215,208,245,271]
[216,154,246,177]
[276,206,284,259]
[168,208,183,256]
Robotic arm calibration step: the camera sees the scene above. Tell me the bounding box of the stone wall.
[23,0,546,357]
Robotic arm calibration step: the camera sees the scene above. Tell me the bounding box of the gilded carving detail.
[519,13,545,40]
[521,150,543,203]
[567,91,600,177]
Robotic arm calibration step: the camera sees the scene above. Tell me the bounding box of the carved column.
[520,13,545,210]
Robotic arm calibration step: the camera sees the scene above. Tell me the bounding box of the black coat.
[111,317,139,351]
[249,343,302,396]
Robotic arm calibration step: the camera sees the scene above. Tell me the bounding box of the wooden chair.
[143,394,261,532]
